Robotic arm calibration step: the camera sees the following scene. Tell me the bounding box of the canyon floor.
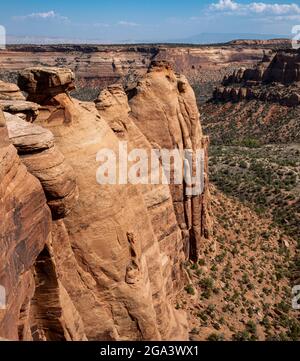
[184,47,300,340]
[180,186,299,341]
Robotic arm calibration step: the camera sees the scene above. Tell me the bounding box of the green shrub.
[185,284,195,295]
[207,333,225,341]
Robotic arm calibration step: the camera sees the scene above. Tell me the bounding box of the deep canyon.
[0,40,299,341]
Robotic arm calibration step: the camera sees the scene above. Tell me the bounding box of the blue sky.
[0,0,299,42]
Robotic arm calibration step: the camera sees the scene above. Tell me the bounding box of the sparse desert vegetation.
[178,186,299,341]
[186,50,300,340]
[209,144,300,241]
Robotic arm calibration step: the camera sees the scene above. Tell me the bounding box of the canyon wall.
[0,110,51,340]
[0,110,86,340]
[213,49,300,107]
[203,48,300,144]
[0,61,210,340]
[0,44,279,89]
[127,61,211,260]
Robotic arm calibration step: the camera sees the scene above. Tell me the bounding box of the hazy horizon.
[0,0,298,44]
[4,32,291,46]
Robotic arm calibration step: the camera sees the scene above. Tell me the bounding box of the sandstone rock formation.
[0,109,50,340]
[96,83,188,290]
[37,91,187,340]
[0,100,39,122]
[5,112,78,219]
[0,80,39,121]
[0,63,210,341]
[0,80,25,100]
[263,49,300,84]
[213,49,300,107]
[0,109,85,340]
[18,67,79,123]
[128,61,211,261]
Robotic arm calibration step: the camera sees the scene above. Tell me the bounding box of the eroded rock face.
[4,112,54,152]
[0,109,51,340]
[36,63,210,340]
[29,244,87,341]
[5,113,78,219]
[18,67,75,101]
[96,83,188,306]
[18,67,79,123]
[0,79,39,122]
[1,62,210,341]
[0,109,86,341]
[213,49,300,107]
[128,61,211,261]
[0,100,39,122]
[36,93,188,340]
[0,80,25,101]
[263,50,300,84]
[0,44,276,91]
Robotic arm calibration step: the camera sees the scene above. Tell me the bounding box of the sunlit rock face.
[214,49,300,107]
[0,109,86,340]
[0,62,211,341]
[128,61,211,261]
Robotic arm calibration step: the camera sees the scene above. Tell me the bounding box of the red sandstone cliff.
[213,49,300,106]
[0,110,86,340]
[0,62,210,340]
[0,43,279,90]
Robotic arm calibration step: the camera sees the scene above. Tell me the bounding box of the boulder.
[5,113,78,219]
[0,80,25,101]
[0,100,39,122]
[18,67,75,100]
[18,67,78,123]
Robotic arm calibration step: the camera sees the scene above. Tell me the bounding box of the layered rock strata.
[128,61,211,261]
[0,110,85,340]
[35,90,188,341]
[18,67,79,123]
[1,62,210,341]
[0,80,25,101]
[213,49,300,107]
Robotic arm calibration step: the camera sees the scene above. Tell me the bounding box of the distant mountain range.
[6,32,290,45]
[171,32,289,44]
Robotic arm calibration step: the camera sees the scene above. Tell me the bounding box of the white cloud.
[13,10,69,22]
[118,21,139,27]
[211,0,239,11]
[210,1,300,16]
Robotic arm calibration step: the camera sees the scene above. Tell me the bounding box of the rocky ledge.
[213,49,300,107]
